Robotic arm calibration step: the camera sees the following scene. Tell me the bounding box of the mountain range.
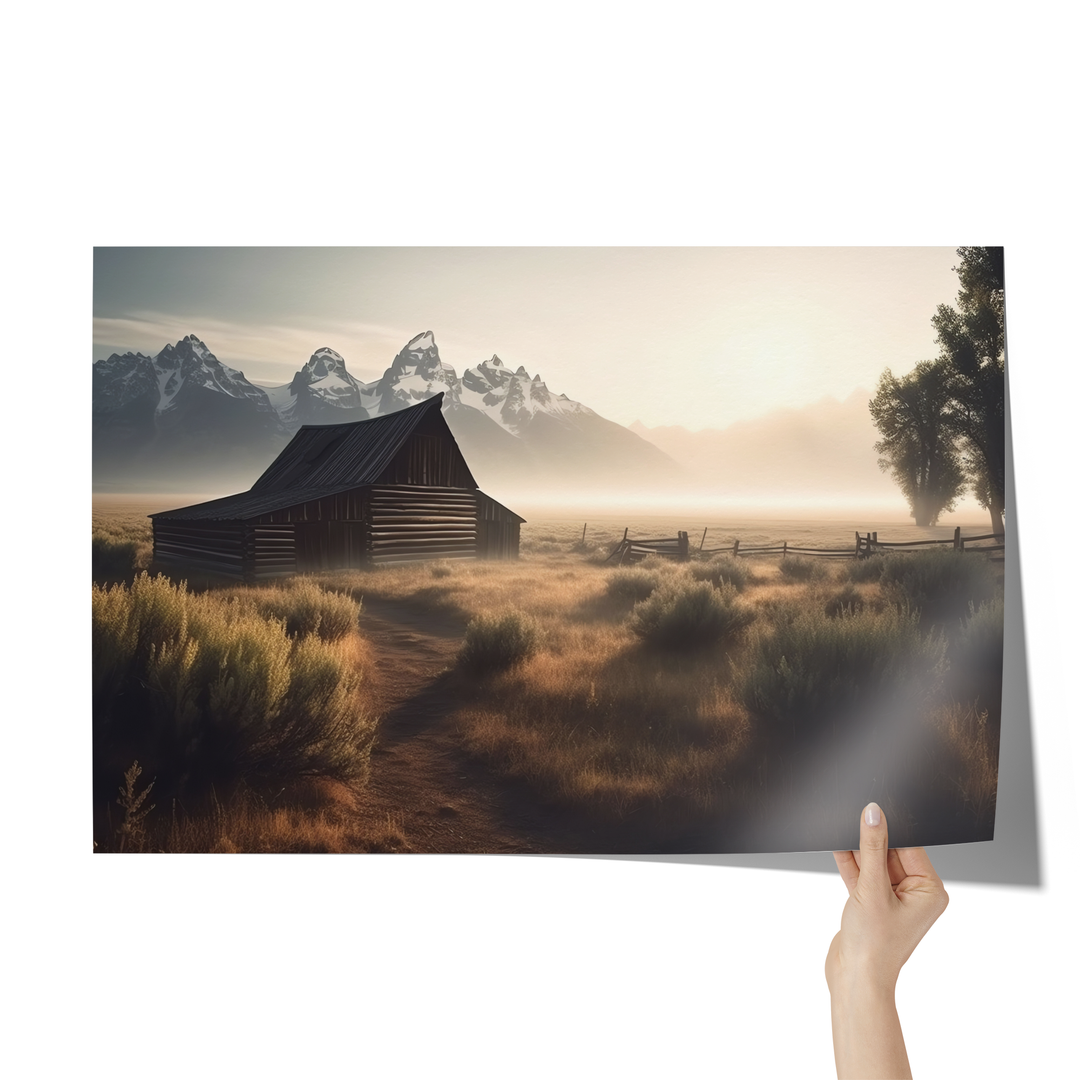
[92,331,686,499]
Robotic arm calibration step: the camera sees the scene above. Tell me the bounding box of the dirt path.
[351,597,562,853]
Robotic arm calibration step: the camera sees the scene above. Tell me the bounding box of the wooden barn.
[150,394,524,580]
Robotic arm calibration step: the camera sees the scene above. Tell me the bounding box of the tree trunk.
[989,502,1004,537]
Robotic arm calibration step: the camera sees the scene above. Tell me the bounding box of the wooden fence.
[605,529,690,564]
[604,524,1005,564]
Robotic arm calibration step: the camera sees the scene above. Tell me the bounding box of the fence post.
[699,527,707,552]
[678,531,689,561]
[782,540,787,559]
[872,531,878,545]
[581,523,587,545]
[733,538,740,558]
[954,526,960,551]
[855,532,862,558]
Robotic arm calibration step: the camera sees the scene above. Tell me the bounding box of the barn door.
[295,522,329,572]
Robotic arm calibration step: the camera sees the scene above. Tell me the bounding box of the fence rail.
[604,525,1005,564]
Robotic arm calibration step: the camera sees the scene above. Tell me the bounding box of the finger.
[887,847,907,887]
[855,802,892,900]
[893,846,943,884]
[833,850,859,896]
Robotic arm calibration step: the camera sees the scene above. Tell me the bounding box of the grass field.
[92,502,1004,853]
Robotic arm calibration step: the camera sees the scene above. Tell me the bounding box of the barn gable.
[150,394,523,579]
[248,394,476,494]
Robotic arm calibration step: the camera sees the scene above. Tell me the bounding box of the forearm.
[829,972,911,1079]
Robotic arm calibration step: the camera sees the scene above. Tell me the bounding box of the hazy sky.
[93,247,963,431]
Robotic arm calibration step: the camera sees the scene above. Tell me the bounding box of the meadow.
[92,503,1004,853]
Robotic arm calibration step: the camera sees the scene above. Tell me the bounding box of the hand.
[825,802,949,1079]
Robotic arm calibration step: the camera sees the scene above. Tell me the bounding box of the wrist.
[827,957,899,1003]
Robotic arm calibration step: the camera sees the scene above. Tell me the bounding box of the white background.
[6,3,1077,1077]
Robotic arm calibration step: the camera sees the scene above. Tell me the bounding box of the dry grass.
[221,577,362,641]
[256,549,1006,846]
[929,702,999,828]
[92,502,1006,851]
[93,573,379,853]
[456,622,754,835]
[92,513,154,582]
[99,784,416,853]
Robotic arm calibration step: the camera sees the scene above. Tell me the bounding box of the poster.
[92,247,1005,853]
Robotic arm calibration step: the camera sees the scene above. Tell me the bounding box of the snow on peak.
[405,331,436,352]
[145,334,274,415]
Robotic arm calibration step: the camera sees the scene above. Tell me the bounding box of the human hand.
[825,802,949,1079]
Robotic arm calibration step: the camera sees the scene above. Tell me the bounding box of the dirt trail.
[351,597,561,853]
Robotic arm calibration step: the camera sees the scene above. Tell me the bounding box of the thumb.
[856,801,892,899]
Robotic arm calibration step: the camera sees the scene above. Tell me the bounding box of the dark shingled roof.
[152,394,478,522]
[149,484,368,522]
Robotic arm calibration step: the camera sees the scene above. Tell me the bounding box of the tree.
[932,246,1006,536]
[870,361,967,526]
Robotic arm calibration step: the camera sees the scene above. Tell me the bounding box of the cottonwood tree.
[871,361,967,526]
[932,246,1006,536]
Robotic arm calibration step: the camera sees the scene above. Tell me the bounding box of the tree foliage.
[931,246,1006,535]
[871,247,1006,534]
[870,361,967,526]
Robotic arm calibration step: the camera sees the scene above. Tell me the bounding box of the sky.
[93,247,963,432]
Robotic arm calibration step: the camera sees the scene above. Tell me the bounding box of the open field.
[92,499,1004,853]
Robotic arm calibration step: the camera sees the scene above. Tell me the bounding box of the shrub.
[737,604,948,744]
[459,610,541,673]
[778,555,824,582]
[844,556,885,584]
[93,574,375,797]
[879,549,997,624]
[823,582,864,618]
[629,580,753,651]
[955,594,1005,661]
[92,528,151,583]
[244,578,361,641]
[948,595,1005,707]
[605,566,665,603]
[690,555,749,592]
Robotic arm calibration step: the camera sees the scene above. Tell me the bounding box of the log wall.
[476,491,521,560]
[368,485,478,565]
[153,521,247,579]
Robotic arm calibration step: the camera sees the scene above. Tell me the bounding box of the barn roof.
[152,394,480,522]
[252,393,472,493]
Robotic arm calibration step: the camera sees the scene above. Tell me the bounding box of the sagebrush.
[93,573,376,800]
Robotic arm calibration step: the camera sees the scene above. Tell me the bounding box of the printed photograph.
[92,247,1006,854]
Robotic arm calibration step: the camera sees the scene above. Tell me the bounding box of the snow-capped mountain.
[93,335,278,419]
[459,354,595,435]
[93,335,289,492]
[351,332,681,495]
[357,331,596,435]
[275,346,370,425]
[154,335,278,416]
[368,331,460,413]
[92,330,686,497]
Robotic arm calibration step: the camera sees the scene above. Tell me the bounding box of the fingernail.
[865,802,881,827]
